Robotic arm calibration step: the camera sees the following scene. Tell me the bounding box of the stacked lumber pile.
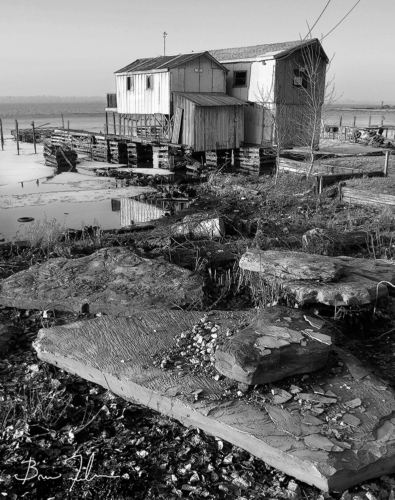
[235,147,261,175]
[127,143,137,166]
[91,136,109,162]
[43,141,77,171]
[109,141,128,164]
[51,130,92,156]
[12,127,54,143]
[205,151,217,168]
[156,146,169,169]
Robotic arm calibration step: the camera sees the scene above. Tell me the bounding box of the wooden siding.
[274,48,326,106]
[170,56,226,93]
[274,48,326,147]
[223,60,275,103]
[173,93,244,151]
[116,71,170,115]
[244,104,273,144]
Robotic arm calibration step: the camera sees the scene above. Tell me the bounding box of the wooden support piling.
[384,150,390,177]
[105,112,109,135]
[31,121,37,154]
[15,119,20,155]
[61,113,64,129]
[353,116,356,127]
[0,118,4,151]
[368,116,372,127]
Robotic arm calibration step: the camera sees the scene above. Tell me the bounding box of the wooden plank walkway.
[34,309,395,492]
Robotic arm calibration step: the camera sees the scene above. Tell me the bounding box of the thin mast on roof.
[163,32,167,56]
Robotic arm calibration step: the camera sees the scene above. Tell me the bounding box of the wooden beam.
[31,121,37,154]
[384,150,390,176]
[0,118,4,151]
[15,119,19,155]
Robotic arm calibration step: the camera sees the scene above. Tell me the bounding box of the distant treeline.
[0,96,106,103]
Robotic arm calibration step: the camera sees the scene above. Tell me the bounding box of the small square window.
[293,69,308,89]
[233,71,247,87]
[146,75,153,89]
[127,76,133,91]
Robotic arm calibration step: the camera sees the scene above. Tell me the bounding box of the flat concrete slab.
[240,250,395,306]
[34,309,395,492]
[0,247,203,314]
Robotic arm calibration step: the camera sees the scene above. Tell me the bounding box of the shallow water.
[0,106,165,241]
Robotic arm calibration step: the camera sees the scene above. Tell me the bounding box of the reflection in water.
[120,198,165,227]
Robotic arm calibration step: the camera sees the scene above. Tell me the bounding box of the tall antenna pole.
[163,32,167,56]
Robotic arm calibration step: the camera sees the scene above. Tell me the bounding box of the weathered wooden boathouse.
[210,38,329,147]
[109,51,245,150]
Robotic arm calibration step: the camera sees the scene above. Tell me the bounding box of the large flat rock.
[34,309,395,492]
[0,247,203,314]
[240,250,395,306]
[215,306,334,385]
[239,250,342,282]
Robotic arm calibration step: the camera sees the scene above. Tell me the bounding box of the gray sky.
[1,0,394,102]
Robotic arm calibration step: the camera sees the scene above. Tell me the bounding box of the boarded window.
[233,71,247,86]
[126,76,133,91]
[146,75,153,89]
[293,69,308,89]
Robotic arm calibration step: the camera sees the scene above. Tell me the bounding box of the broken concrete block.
[0,247,203,315]
[215,306,334,385]
[239,250,395,306]
[33,310,395,492]
[171,213,225,239]
[239,249,343,281]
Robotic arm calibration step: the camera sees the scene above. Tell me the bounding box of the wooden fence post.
[32,121,37,154]
[384,150,390,177]
[61,113,65,129]
[113,112,116,135]
[368,116,372,127]
[339,182,343,202]
[15,119,20,155]
[0,118,4,151]
[353,116,356,127]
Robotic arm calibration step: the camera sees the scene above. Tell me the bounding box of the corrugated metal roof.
[209,39,327,62]
[115,52,227,74]
[173,92,246,107]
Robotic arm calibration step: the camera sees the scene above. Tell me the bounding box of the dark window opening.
[146,75,153,89]
[293,69,308,89]
[127,76,133,91]
[233,71,247,87]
